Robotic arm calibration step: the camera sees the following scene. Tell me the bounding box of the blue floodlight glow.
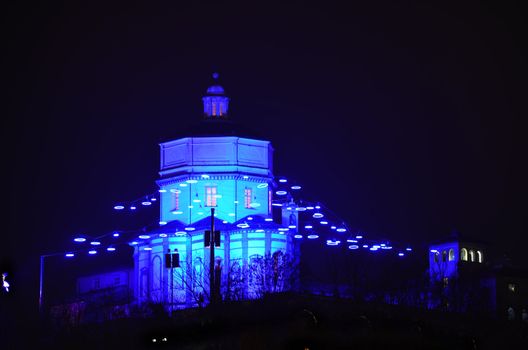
[179,183,188,187]
[313,213,324,218]
[113,232,120,237]
[90,241,101,246]
[114,205,125,210]
[336,228,347,233]
[107,247,116,252]
[276,190,287,196]
[65,253,75,258]
[320,221,328,225]
[291,185,301,190]
[304,225,313,229]
[356,235,363,239]
[74,237,86,243]
[279,178,287,183]
[139,235,150,239]
[307,234,319,239]
[186,179,198,184]
[159,233,168,238]
[257,183,268,188]
[88,250,97,255]
[141,201,152,206]
[159,221,167,225]
[130,206,137,210]
[184,227,195,231]
[348,245,359,250]
[326,240,340,246]
[294,234,303,239]
[265,218,273,222]
[158,189,167,193]
[272,203,283,207]
[398,252,405,257]
[201,174,210,179]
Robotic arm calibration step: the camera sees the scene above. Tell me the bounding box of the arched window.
[433,252,439,263]
[469,250,475,262]
[460,248,468,261]
[476,250,483,263]
[442,251,447,262]
[448,248,455,261]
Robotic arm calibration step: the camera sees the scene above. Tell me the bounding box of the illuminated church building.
[131,75,299,308]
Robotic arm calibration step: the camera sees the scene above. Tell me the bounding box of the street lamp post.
[39,252,64,316]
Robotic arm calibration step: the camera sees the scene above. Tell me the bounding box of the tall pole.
[39,255,44,316]
[210,207,215,305]
[170,254,174,313]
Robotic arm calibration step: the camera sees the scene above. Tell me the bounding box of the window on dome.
[245,188,252,209]
[442,250,447,262]
[469,250,475,262]
[205,186,217,207]
[212,102,217,116]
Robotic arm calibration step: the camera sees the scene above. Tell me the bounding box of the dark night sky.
[2,1,527,313]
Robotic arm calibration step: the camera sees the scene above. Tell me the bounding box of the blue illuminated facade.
[131,75,298,309]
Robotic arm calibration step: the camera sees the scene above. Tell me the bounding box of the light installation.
[57,73,414,312]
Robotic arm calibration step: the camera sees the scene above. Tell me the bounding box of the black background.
[2,0,527,321]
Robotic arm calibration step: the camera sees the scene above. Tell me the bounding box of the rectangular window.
[172,191,180,211]
[205,186,217,207]
[245,188,252,209]
[268,190,272,214]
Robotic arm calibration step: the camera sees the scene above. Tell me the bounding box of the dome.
[206,85,225,95]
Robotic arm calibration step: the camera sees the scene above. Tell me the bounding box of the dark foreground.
[3,293,528,349]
